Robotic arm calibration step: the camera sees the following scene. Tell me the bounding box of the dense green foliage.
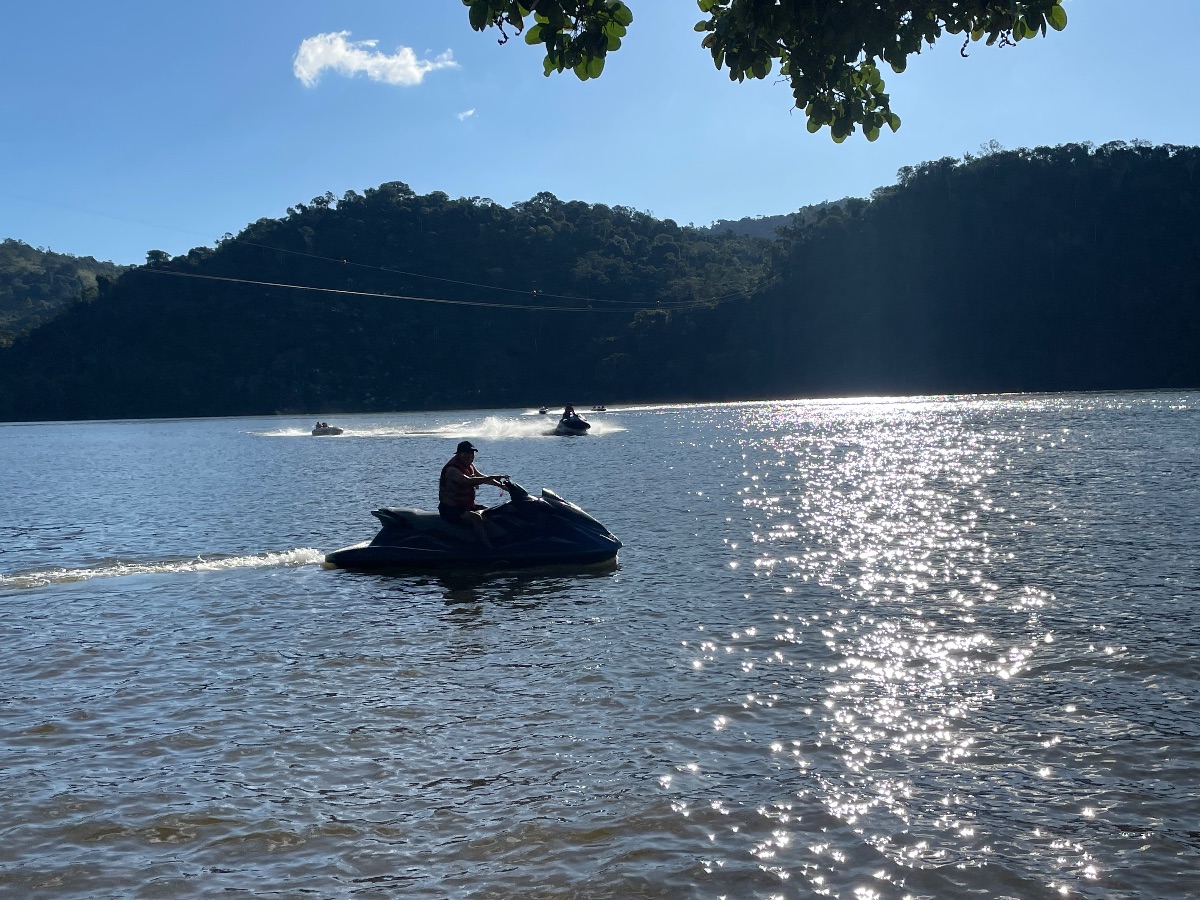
[652,141,1200,397]
[0,239,127,346]
[465,0,1067,139]
[0,187,770,420]
[1,141,1197,423]
[702,201,847,239]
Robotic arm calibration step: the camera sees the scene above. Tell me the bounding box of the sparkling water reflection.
[1,394,1198,898]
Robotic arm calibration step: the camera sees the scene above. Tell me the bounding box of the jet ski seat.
[372,507,478,542]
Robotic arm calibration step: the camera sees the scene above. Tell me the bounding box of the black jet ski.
[324,480,621,572]
[555,414,591,436]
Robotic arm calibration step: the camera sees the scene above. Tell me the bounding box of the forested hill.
[0,188,772,420]
[674,141,1200,400]
[0,141,1197,422]
[700,200,846,238]
[0,240,128,346]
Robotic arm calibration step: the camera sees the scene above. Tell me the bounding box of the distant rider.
[438,440,508,547]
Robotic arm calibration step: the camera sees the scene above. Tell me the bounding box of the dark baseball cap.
[456,441,478,453]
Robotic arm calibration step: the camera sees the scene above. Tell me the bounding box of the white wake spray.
[251,414,625,439]
[0,548,325,590]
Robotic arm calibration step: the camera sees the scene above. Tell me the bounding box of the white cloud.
[457,109,476,121]
[294,31,457,88]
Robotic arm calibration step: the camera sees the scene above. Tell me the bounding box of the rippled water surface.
[2,394,1198,898]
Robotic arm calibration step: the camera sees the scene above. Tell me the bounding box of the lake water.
[1,393,1198,899]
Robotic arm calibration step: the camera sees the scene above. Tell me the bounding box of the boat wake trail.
[344,416,560,440]
[0,548,325,591]
[252,416,624,440]
[253,427,320,437]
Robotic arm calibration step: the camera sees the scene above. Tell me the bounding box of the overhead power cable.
[136,268,741,312]
[222,235,757,308]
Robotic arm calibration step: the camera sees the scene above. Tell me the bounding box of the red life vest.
[439,456,479,509]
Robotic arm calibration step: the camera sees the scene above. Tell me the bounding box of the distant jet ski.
[312,423,344,436]
[555,414,591,436]
[324,480,621,572]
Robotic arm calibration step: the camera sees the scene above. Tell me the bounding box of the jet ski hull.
[554,416,591,436]
[325,484,621,573]
[325,540,619,572]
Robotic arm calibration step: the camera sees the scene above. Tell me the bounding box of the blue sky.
[3,0,1199,265]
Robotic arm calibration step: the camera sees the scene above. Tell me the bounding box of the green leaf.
[886,112,901,131]
[806,117,822,133]
[1049,4,1068,30]
[468,1,489,31]
[866,126,880,142]
[693,21,709,32]
[524,24,542,44]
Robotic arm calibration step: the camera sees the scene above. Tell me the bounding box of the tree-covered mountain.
[701,200,848,239]
[0,240,128,346]
[0,186,771,420]
[0,141,1196,422]
[722,140,1200,397]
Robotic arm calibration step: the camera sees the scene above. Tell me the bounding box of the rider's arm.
[444,467,489,489]
[460,469,505,487]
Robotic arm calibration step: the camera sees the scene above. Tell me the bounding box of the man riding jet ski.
[555,405,591,436]
[325,441,620,572]
[324,479,622,572]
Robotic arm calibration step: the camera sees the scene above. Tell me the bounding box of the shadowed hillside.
[1,142,1197,421]
[0,187,770,419]
[0,239,128,346]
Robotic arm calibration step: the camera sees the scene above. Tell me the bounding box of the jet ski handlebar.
[498,478,531,502]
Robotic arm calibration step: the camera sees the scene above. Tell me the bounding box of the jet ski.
[312,424,344,436]
[324,480,621,572]
[555,414,591,436]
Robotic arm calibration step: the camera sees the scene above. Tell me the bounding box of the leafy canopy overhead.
[463,0,1068,141]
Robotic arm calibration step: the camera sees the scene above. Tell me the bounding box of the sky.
[4,0,1200,266]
